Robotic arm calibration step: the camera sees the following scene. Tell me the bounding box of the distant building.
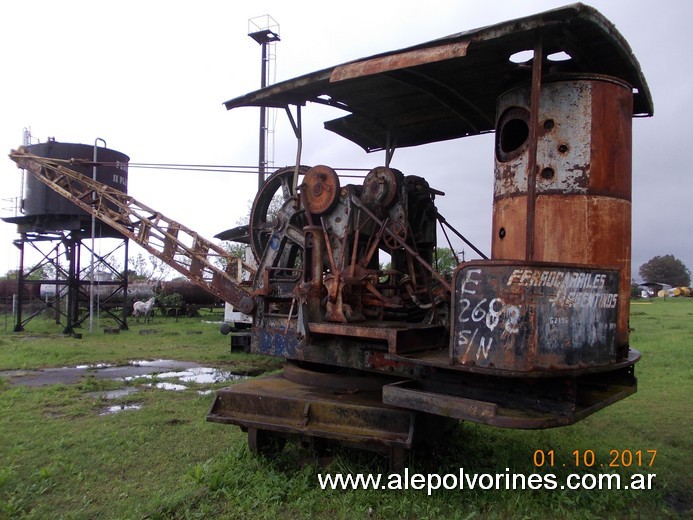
[638,282,672,298]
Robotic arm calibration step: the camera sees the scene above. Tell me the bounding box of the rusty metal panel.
[223,5,653,152]
[383,380,499,421]
[161,223,180,261]
[491,196,527,260]
[589,81,633,199]
[494,78,633,201]
[382,366,637,429]
[451,261,619,372]
[534,196,631,349]
[207,373,417,448]
[533,196,631,264]
[330,42,469,82]
[308,321,446,354]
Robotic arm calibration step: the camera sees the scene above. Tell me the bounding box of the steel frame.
[12,231,129,333]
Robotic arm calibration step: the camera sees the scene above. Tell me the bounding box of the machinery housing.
[206,3,653,465]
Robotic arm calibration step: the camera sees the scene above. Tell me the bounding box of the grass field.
[0,300,690,519]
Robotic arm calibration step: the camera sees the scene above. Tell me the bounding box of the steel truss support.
[11,232,129,334]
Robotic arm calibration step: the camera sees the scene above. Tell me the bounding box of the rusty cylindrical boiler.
[492,75,633,354]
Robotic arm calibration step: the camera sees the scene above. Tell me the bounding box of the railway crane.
[10,4,652,468]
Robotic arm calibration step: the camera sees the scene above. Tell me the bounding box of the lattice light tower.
[248,15,280,190]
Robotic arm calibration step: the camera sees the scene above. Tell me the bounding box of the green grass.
[0,301,690,519]
[0,308,278,375]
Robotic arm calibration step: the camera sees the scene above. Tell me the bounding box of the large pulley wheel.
[362,166,401,209]
[302,165,341,216]
[249,166,309,262]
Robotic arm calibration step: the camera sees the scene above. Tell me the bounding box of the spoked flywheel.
[249,166,309,263]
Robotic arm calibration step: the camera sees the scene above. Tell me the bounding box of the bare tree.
[128,253,171,281]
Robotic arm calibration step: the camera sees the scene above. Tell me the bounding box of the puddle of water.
[86,387,140,400]
[148,382,187,391]
[125,367,246,386]
[5,359,249,389]
[123,374,153,381]
[75,363,115,370]
[129,359,197,369]
[152,371,187,380]
[176,367,246,384]
[151,367,243,384]
[99,403,142,416]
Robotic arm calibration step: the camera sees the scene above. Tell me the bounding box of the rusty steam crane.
[10,4,652,467]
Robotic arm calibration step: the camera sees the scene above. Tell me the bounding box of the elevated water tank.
[22,139,129,235]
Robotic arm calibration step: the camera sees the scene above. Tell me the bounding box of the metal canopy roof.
[223,3,653,153]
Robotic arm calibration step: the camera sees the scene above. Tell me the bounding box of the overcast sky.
[1,0,691,281]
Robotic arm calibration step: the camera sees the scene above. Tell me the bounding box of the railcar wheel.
[390,446,408,472]
[247,428,287,457]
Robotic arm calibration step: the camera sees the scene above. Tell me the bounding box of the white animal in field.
[133,296,156,323]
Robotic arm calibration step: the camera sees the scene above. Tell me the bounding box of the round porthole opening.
[496,107,530,162]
